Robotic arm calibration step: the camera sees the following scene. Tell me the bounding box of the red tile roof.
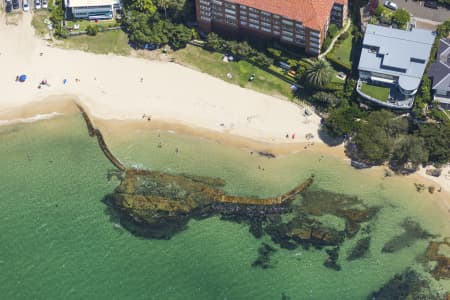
[228,0,346,30]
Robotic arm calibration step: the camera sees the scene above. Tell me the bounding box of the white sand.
[0,14,322,144]
[2,14,450,200]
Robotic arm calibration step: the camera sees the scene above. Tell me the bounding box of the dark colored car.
[424,1,438,9]
[12,0,19,9]
[5,1,12,12]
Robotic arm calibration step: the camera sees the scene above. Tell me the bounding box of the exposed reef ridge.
[104,168,314,239]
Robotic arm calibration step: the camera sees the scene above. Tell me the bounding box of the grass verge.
[326,30,353,71]
[172,45,294,99]
[58,30,131,55]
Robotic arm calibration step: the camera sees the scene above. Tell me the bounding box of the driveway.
[395,0,450,23]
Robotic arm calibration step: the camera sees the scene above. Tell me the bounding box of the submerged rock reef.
[104,168,314,239]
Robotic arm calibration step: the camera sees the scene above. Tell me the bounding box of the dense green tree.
[392,9,410,28]
[156,0,169,18]
[351,110,406,163]
[391,136,428,170]
[133,0,157,14]
[303,59,333,88]
[325,103,364,137]
[415,123,450,164]
[205,32,224,51]
[168,23,192,49]
[311,92,340,108]
[250,52,273,67]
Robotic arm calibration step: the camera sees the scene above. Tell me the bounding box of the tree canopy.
[392,9,410,28]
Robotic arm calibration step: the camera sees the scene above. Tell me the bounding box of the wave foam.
[0,112,64,126]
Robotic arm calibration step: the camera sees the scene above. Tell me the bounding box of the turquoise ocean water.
[0,114,449,299]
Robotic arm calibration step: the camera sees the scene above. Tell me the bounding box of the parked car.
[384,1,398,10]
[35,0,41,9]
[12,0,19,9]
[5,0,12,12]
[42,0,47,8]
[23,0,29,11]
[424,1,438,9]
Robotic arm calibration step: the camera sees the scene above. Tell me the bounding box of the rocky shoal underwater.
[77,106,449,300]
[102,168,450,300]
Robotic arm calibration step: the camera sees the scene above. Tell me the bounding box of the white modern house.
[64,0,115,19]
[357,24,435,109]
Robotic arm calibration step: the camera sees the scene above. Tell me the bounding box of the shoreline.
[1,99,449,215]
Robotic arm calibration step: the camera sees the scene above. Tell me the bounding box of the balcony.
[356,80,414,109]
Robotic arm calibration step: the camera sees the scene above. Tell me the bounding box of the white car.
[35,0,41,9]
[23,0,29,11]
[42,0,47,8]
[384,1,398,10]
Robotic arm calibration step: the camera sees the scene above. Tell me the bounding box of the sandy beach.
[1,14,322,145]
[1,14,450,205]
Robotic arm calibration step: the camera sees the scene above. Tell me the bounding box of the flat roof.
[358,24,435,91]
[66,0,114,7]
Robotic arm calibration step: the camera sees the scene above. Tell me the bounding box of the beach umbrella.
[19,74,27,82]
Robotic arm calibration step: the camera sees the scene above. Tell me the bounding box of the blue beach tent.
[19,74,27,82]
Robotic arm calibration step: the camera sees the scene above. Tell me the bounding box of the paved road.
[395,0,450,23]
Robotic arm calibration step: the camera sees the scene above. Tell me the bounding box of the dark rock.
[347,237,371,261]
[424,238,450,280]
[252,243,277,269]
[425,168,442,177]
[382,218,435,253]
[323,247,341,271]
[367,269,443,300]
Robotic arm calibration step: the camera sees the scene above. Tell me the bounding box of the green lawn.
[326,31,353,70]
[31,10,50,37]
[59,30,131,55]
[172,45,294,99]
[360,83,390,101]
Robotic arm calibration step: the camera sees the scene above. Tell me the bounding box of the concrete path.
[319,19,351,60]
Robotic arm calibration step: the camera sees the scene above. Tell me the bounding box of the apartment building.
[195,0,347,55]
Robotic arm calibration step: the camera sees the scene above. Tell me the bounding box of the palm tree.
[303,59,333,88]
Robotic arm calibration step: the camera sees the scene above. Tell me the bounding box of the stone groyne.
[76,104,126,172]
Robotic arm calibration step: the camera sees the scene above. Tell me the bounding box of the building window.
[282,31,293,37]
[294,38,305,45]
[261,11,270,17]
[281,36,293,42]
[273,14,280,19]
[310,31,320,38]
[273,31,280,35]
[212,0,222,5]
[249,12,259,19]
[282,24,293,32]
[261,27,271,33]
[225,17,236,25]
[249,7,257,13]
[224,3,235,9]
[261,16,270,22]
[273,25,280,31]
[200,16,211,21]
[249,23,259,30]
[281,19,293,25]
[240,21,247,26]
[249,18,259,24]
[261,21,271,28]
[225,8,235,15]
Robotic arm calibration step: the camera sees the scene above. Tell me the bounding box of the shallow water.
[0,114,449,299]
